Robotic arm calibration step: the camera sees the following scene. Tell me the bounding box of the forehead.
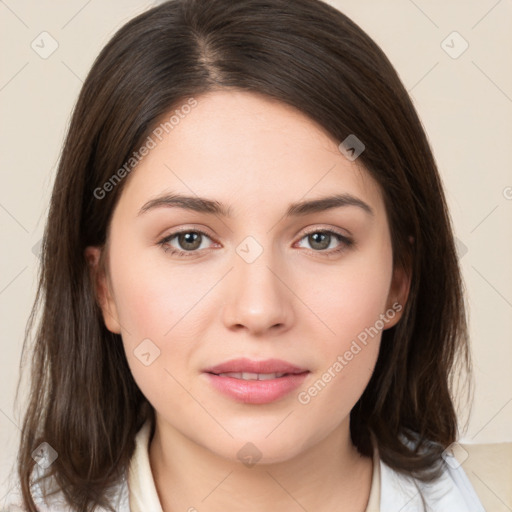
[116,90,385,219]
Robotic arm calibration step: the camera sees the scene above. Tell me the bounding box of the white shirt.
[4,419,487,511]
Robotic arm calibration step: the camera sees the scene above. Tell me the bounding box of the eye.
[295,229,353,255]
[158,229,217,257]
[157,227,354,258]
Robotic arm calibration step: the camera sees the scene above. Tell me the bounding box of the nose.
[221,245,294,336]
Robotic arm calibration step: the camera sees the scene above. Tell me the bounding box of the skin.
[86,90,410,512]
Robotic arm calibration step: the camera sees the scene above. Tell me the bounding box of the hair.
[13,0,471,510]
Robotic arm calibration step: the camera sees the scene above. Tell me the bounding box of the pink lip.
[204,357,308,375]
[203,358,309,404]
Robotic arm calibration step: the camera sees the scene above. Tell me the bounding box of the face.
[87,90,409,464]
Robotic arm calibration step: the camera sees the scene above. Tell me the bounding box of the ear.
[84,246,122,334]
[383,262,411,330]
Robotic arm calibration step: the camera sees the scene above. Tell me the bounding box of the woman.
[7,0,486,510]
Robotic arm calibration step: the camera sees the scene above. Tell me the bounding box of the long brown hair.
[14,0,471,509]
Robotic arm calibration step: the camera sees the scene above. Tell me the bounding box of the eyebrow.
[138,192,374,218]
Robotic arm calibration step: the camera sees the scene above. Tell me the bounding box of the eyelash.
[157,228,354,258]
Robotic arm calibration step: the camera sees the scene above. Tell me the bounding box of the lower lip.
[204,372,309,404]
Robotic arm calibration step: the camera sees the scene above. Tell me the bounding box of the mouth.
[203,358,310,404]
[203,357,308,375]
[211,371,302,380]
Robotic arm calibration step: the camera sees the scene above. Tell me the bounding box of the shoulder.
[379,441,512,511]
[2,463,131,512]
[379,455,484,511]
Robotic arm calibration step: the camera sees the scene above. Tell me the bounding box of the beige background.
[1,0,511,506]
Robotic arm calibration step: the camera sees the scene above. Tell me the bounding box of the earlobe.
[84,246,122,334]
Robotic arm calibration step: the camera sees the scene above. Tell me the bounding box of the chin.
[201,428,312,467]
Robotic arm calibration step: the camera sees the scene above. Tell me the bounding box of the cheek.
[107,241,220,388]
[295,265,389,428]
[111,267,171,341]
[109,242,213,341]
[301,241,393,350]
[296,342,379,446]
[108,250,201,413]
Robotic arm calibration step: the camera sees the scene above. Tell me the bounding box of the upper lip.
[204,358,309,375]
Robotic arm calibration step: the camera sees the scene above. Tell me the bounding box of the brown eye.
[296,229,354,256]
[308,232,331,250]
[158,229,216,257]
[177,232,202,251]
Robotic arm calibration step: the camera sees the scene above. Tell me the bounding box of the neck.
[148,416,373,512]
